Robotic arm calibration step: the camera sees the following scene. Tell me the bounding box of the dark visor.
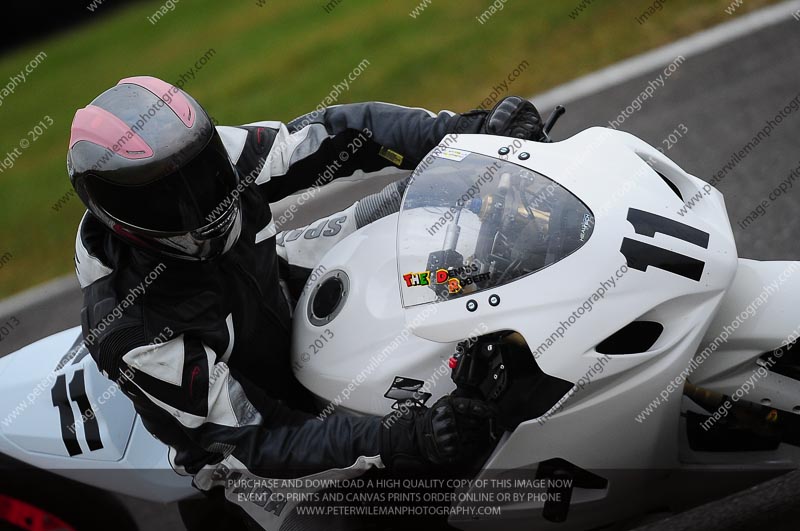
[86,132,239,233]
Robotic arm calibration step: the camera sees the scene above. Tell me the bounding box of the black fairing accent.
[596,321,664,355]
[760,340,800,381]
[536,458,608,523]
[686,411,781,452]
[657,171,684,201]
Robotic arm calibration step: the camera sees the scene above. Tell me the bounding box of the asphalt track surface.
[1,10,800,531]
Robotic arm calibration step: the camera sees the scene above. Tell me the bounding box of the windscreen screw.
[498,147,510,155]
[518,152,530,160]
[466,300,478,312]
[489,294,501,306]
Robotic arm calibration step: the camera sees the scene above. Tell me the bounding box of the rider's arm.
[113,334,383,476]
[255,102,488,201]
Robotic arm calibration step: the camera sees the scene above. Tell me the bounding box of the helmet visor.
[85,131,239,233]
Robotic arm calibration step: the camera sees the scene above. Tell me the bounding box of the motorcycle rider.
[67,76,546,529]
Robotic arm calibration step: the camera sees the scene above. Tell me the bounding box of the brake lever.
[541,105,566,143]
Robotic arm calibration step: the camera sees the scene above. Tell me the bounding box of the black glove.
[482,96,545,141]
[379,396,494,471]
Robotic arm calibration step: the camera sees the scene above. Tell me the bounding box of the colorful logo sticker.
[402,271,430,287]
[447,278,462,294]
[403,265,489,293]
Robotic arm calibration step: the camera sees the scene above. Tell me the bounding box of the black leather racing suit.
[75,102,489,529]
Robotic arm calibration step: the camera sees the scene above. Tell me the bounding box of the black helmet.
[67,76,241,261]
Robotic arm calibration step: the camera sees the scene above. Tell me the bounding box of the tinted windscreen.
[398,149,594,307]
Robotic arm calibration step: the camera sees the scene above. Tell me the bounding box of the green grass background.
[0,0,779,297]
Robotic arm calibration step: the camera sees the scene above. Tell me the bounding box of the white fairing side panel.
[291,215,458,415]
[0,327,194,502]
[690,258,800,413]
[0,328,133,460]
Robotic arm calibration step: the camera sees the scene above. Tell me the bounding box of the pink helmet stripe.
[69,105,154,159]
[118,76,195,127]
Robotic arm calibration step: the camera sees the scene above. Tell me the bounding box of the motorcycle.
[1,109,798,530]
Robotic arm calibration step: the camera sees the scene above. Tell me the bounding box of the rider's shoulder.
[75,211,115,290]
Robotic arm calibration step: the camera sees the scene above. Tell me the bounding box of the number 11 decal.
[51,369,104,456]
[620,208,709,282]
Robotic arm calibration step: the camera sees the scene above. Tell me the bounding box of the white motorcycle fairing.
[292,129,800,529]
[0,128,797,529]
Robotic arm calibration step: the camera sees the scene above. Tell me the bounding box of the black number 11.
[620,208,709,282]
[51,370,104,456]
